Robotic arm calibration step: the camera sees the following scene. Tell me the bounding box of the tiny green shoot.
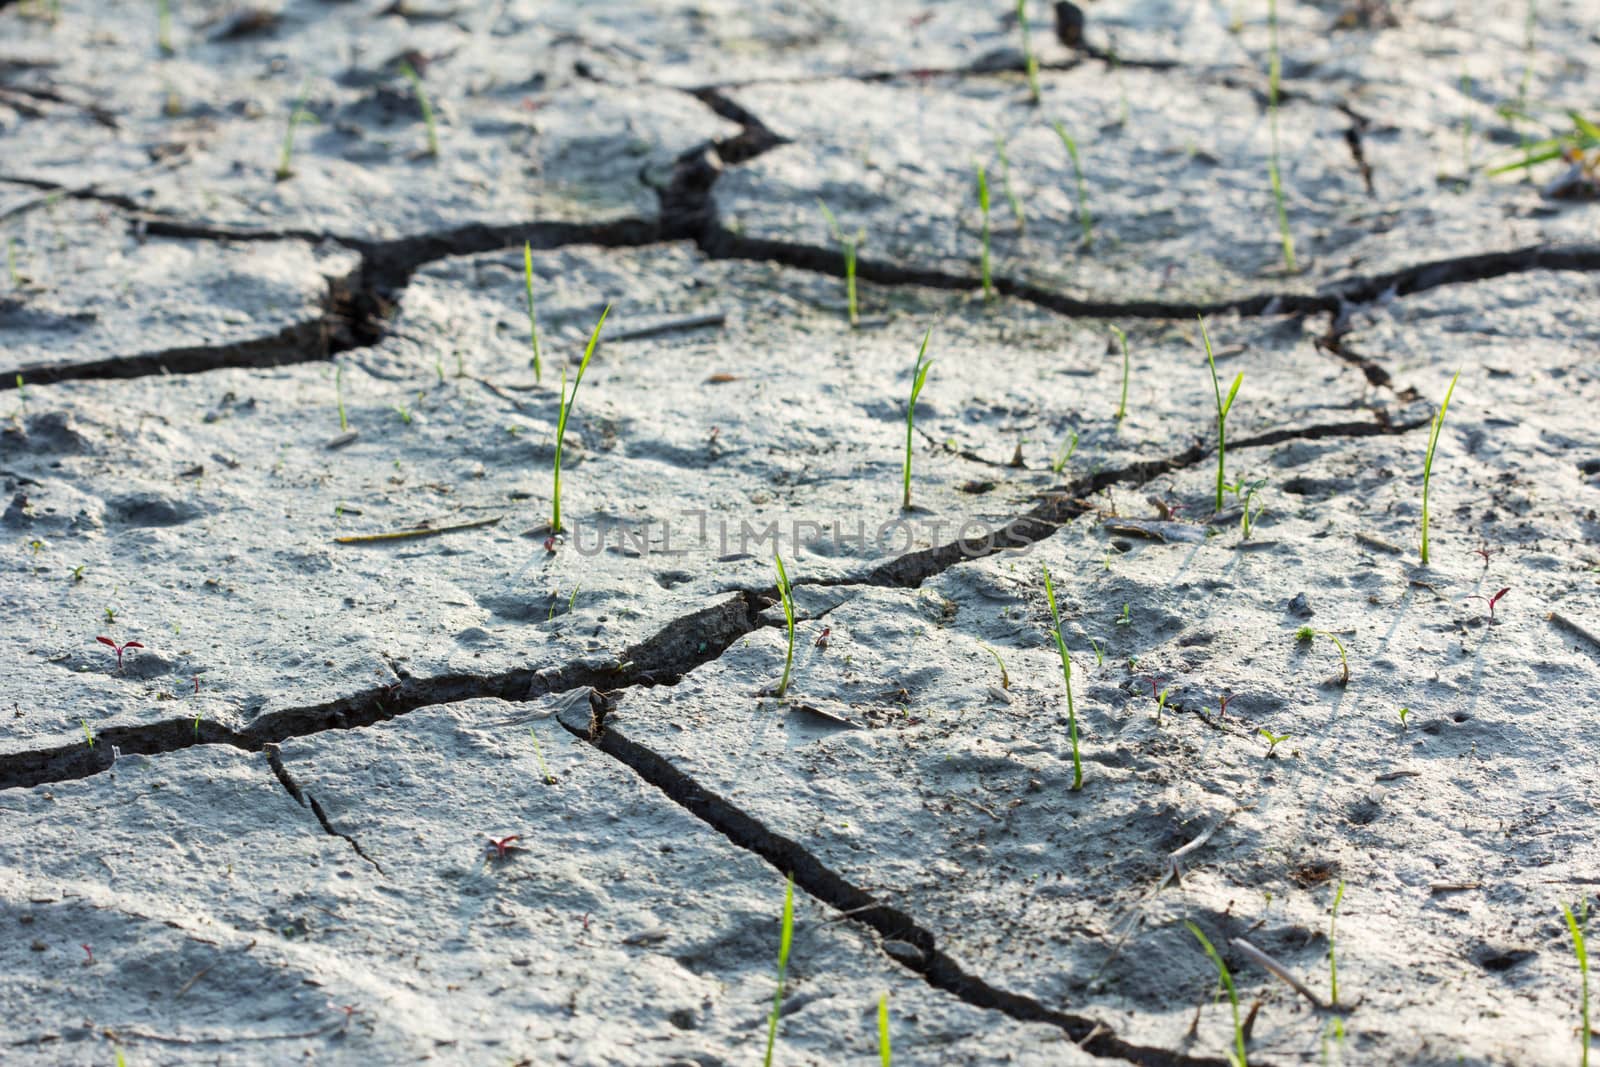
[528,726,556,785]
[1562,901,1590,1067]
[274,79,314,182]
[550,305,611,535]
[1258,728,1289,757]
[902,329,935,510]
[762,873,796,1067]
[1397,706,1411,729]
[1051,430,1078,474]
[773,551,796,698]
[1042,566,1083,790]
[982,644,1011,690]
[81,719,94,747]
[877,992,892,1067]
[1328,881,1346,1007]
[6,238,20,288]
[1111,325,1129,420]
[399,62,439,158]
[523,242,542,383]
[1086,634,1104,666]
[1116,603,1131,627]
[1233,477,1267,539]
[1199,316,1243,513]
[391,402,411,425]
[975,161,993,299]
[996,135,1026,232]
[1016,0,1041,105]
[1155,686,1171,726]
[157,0,174,56]
[1295,626,1349,685]
[104,606,116,624]
[1420,368,1461,566]
[1187,921,1247,1067]
[1267,0,1296,273]
[1051,121,1093,246]
[335,364,348,431]
[72,565,85,582]
[817,199,865,327]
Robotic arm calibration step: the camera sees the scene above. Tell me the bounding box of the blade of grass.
[1328,881,1346,1007]
[877,992,892,1066]
[1110,325,1129,421]
[1562,901,1591,1067]
[975,161,993,299]
[1187,921,1247,1067]
[818,198,864,327]
[773,551,796,698]
[1419,368,1461,565]
[399,62,439,158]
[1051,121,1093,247]
[1041,566,1083,790]
[550,305,611,535]
[1267,0,1296,272]
[902,329,935,510]
[1016,0,1040,105]
[1199,316,1243,513]
[523,242,542,383]
[762,873,796,1067]
[528,726,556,784]
[275,79,313,182]
[996,134,1026,233]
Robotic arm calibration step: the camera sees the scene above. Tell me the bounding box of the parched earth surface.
[3,1,1599,1065]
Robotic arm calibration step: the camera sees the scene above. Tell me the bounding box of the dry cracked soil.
[2,1,1599,1065]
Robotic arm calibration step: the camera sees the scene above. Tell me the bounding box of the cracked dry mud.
[2,2,1598,1066]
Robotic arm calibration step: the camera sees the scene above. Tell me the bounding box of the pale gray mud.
[2,2,1597,1065]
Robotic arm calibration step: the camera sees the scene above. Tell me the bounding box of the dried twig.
[334,516,501,544]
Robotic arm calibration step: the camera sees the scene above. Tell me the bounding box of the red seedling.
[486,835,521,861]
[1473,544,1499,568]
[328,1002,364,1029]
[813,626,831,650]
[580,912,591,931]
[1467,587,1511,621]
[1148,677,1165,701]
[96,636,143,670]
[543,536,557,554]
[193,675,200,694]
[1217,693,1235,717]
[81,944,94,965]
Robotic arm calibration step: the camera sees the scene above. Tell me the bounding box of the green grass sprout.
[1187,921,1247,1067]
[523,242,543,383]
[81,719,94,748]
[1487,111,1599,179]
[903,329,935,510]
[1016,0,1041,105]
[763,873,796,1067]
[1199,316,1243,513]
[773,551,796,698]
[817,199,866,327]
[1562,901,1591,1067]
[877,992,892,1066]
[528,726,556,785]
[1420,368,1461,565]
[275,79,315,182]
[1258,728,1289,756]
[1051,430,1079,473]
[1155,686,1171,726]
[399,62,439,158]
[982,644,1011,689]
[1233,477,1267,538]
[157,0,174,55]
[1267,0,1295,272]
[1051,121,1093,246]
[335,364,348,432]
[975,161,994,299]
[1042,566,1083,790]
[1328,881,1346,1007]
[996,135,1026,232]
[6,238,20,288]
[1110,325,1129,420]
[1295,626,1349,685]
[550,304,611,535]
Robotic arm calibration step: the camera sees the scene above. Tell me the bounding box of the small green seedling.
[1562,901,1590,1067]
[1110,325,1130,421]
[1295,626,1350,685]
[982,644,1011,689]
[1199,317,1243,513]
[1328,881,1346,1007]
[528,726,556,784]
[996,135,1026,232]
[335,364,348,431]
[549,305,611,534]
[523,243,543,383]
[1398,706,1411,729]
[1420,369,1461,565]
[391,402,411,425]
[81,719,94,748]
[773,551,796,698]
[1488,111,1600,183]
[1155,686,1171,726]
[274,79,315,182]
[1232,477,1267,539]
[1187,921,1247,1067]
[1267,0,1295,273]
[817,199,866,327]
[399,62,439,157]
[763,873,796,1067]
[1259,728,1290,757]
[1016,0,1041,105]
[877,992,892,1066]
[1116,603,1132,627]
[1042,566,1083,790]
[157,0,174,55]
[1086,634,1104,666]
[71,565,85,582]
[104,606,117,624]
[1051,430,1078,474]
[974,161,994,299]
[6,239,20,288]
[902,329,935,510]
[1052,122,1093,247]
